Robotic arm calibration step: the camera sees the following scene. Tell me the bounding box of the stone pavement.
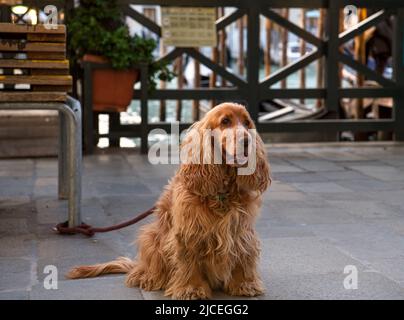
[1,143,404,300]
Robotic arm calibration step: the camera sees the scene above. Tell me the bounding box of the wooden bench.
[0,23,82,228]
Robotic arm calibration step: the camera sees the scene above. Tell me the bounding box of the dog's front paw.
[169,285,212,300]
[226,280,265,297]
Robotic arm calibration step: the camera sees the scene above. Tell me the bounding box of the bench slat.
[32,85,72,92]
[27,33,66,42]
[27,52,66,60]
[0,92,67,102]
[0,75,72,85]
[0,59,69,69]
[0,23,66,34]
[0,42,66,52]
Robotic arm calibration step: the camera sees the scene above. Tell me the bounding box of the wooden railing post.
[246,6,260,122]
[325,0,341,118]
[393,8,404,140]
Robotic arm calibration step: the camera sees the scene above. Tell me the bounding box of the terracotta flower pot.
[83,54,139,113]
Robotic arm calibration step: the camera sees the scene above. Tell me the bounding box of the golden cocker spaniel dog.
[68,103,271,299]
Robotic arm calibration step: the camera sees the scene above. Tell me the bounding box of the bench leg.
[65,102,82,228]
[58,111,68,200]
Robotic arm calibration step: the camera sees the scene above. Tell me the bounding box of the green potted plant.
[68,0,174,112]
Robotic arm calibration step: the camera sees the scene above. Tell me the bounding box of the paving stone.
[37,237,122,261]
[140,288,256,300]
[366,190,404,206]
[264,191,307,202]
[0,218,30,236]
[36,253,124,283]
[291,182,349,194]
[367,256,404,284]
[263,198,325,217]
[35,159,58,177]
[30,276,143,300]
[261,237,363,277]
[33,177,58,197]
[99,194,158,217]
[83,154,129,168]
[270,160,304,173]
[35,198,68,225]
[306,150,367,162]
[140,290,170,300]
[268,150,314,160]
[0,235,35,257]
[261,271,404,300]
[347,165,404,182]
[257,225,315,239]
[0,196,36,219]
[287,159,345,172]
[308,223,404,260]
[0,258,32,291]
[309,191,373,201]
[0,177,34,197]
[0,159,34,172]
[130,177,170,195]
[326,200,402,220]
[258,204,300,227]
[277,207,357,225]
[274,172,330,183]
[93,177,153,196]
[375,217,404,236]
[270,181,299,192]
[0,168,33,178]
[317,170,370,181]
[0,290,29,300]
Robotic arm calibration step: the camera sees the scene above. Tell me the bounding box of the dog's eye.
[221,117,231,125]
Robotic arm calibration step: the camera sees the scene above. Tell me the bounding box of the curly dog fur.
[67,103,271,299]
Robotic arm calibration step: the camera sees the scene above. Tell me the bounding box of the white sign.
[161,7,217,47]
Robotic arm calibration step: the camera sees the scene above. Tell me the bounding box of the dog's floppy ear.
[178,119,224,196]
[236,133,271,193]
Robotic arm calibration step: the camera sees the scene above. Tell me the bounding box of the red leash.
[55,206,156,237]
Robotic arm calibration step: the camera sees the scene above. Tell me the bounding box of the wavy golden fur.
[68,103,271,299]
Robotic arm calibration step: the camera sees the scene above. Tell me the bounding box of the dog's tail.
[66,257,135,279]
